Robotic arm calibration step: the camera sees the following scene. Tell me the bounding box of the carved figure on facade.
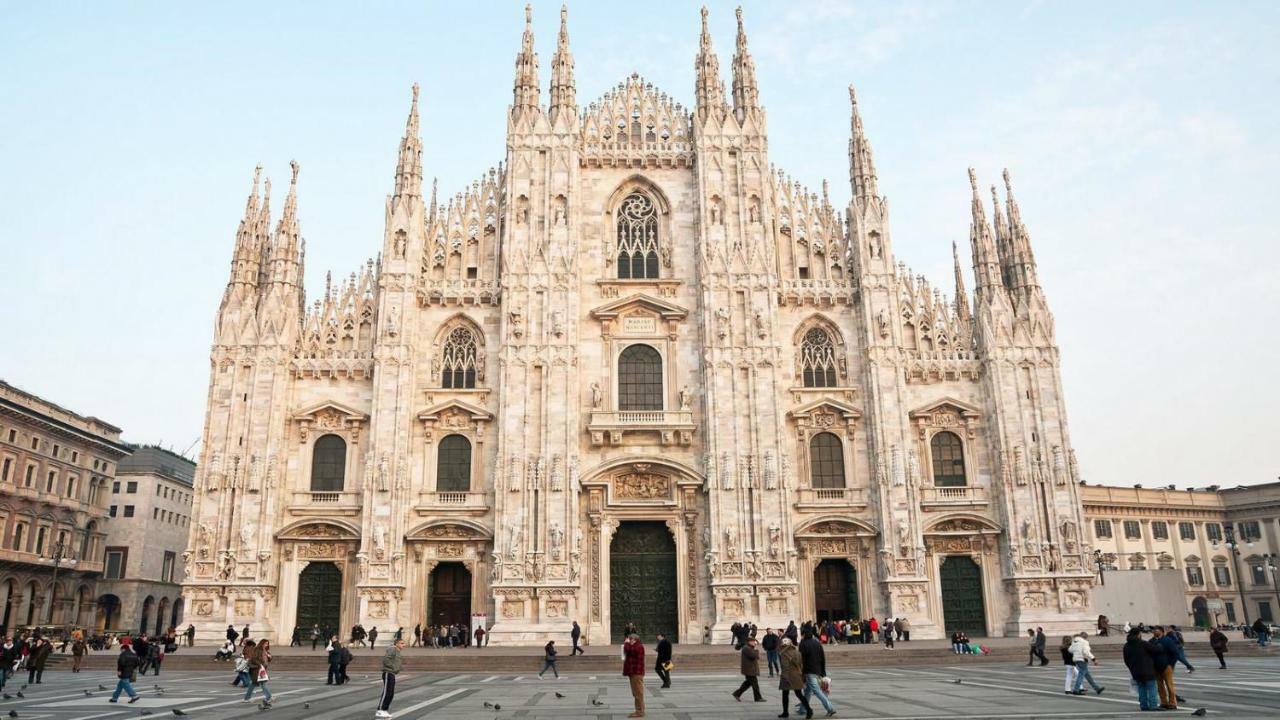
[721,452,734,490]
[508,454,522,492]
[549,522,565,561]
[506,525,523,560]
[715,307,730,340]
[216,550,235,581]
[377,454,390,492]
[768,522,782,559]
[614,471,670,500]
[724,525,739,560]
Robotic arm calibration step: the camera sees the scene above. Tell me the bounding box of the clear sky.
[1,1,1276,487]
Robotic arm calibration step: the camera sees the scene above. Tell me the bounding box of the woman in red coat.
[622,634,645,718]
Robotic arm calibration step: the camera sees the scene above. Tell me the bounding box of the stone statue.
[216,550,235,581]
[373,522,389,559]
[508,311,524,339]
[551,310,565,337]
[752,309,766,339]
[549,523,565,560]
[715,307,730,339]
[377,454,390,492]
[877,309,889,338]
[590,382,603,409]
[239,521,256,550]
[678,385,691,411]
[507,525,523,560]
[724,526,739,559]
[768,523,782,559]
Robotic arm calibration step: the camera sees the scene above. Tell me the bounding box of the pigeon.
[484,702,495,709]
[554,692,565,698]
[84,689,93,696]
[172,711,188,717]
[1191,710,1207,717]
[141,712,153,717]
[1,695,10,700]
[7,711,15,718]
[99,684,108,690]
[494,705,501,711]
[13,692,22,699]
[591,698,605,706]
[953,679,962,684]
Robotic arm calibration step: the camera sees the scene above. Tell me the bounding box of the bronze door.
[814,559,857,622]
[429,562,472,626]
[296,562,343,636]
[610,521,678,643]
[939,555,987,636]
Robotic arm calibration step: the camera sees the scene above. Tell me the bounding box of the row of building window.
[1,426,111,473]
[0,456,101,502]
[307,429,971,493]
[1093,519,1264,543]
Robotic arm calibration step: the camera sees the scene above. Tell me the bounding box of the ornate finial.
[848,84,857,105]
[289,160,299,185]
[1003,167,1015,200]
[702,6,709,20]
[412,82,420,103]
[561,3,567,22]
[253,163,263,190]
[736,6,743,22]
[967,167,978,195]
[525,3,532,24]
[990,184,999,207]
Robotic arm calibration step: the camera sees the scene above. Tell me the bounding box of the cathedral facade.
[182,6,1095,645]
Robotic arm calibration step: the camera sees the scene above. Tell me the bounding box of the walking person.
[1068,632,1105,696]
[1057,636,1077,693]
[226,624,239,647]
[900,617,911,642]
[732,636,765,702]
[539,640,560,679]
[654,632,673,688]
[1152,627,1179,710]
[232,640,254,686]
[26,636,51,684]
[375,638,405,719]
[1027,628,1048,666]
[882,618,894,649]
[107,640,141,704]
[622,633,646,718]
[1209,626,1229,669]
[326,639,344,685]
[369,626,379,649]
[1122,627,1161,711]
[1168,625,1195,672]
[778,637,812,719]
[71,634,87,673]
[763,628,780,677]
[412,624,421,648]
[571,620,585,655]
[1251,618,1270,647]
[244,639,274,707]
[798,628,836,717]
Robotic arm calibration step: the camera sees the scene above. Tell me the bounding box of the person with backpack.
[232,640,254,687]
[243,639,273,707]
[539,640,560,678]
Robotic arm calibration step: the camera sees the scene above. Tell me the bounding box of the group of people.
[1120,625,1204,711]
[725,617,911,649]
[411,622,484,648]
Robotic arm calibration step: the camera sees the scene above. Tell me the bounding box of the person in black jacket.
[731,636,764,702]
[571,620,585,655]
[538,640,559,679]
[798,629,835,717]
[655,633,673,688]
[1152,627,1180,710]
[326,639,344,685]
[762,628,780,677]
[1122,629,1161,711]
[108,642,141,703]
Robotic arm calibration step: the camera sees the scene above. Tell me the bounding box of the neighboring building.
[183,7,1095,644]
[1083,483,1280,627]
[0,380,126,632]
[96,445,195,634]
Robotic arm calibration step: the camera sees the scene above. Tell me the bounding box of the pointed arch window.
[800,327,839,388]
[809,432,846,489]
[616,192,659,279]
[618,344,663,411]
[930,431,966,487]
[440,326,480,389]
[310,434,347,492]
[436,435,472,492]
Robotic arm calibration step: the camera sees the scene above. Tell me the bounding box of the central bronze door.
[296,562,343,636]
[939,555,987,636]
[429,562,472,626]
[814,559,858,622]
[610,521,678,643]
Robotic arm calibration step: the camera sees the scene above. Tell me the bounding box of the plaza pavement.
[4,654,1277,719]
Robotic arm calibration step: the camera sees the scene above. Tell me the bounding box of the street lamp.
[1214,525,1251,627]
[44,538,77,627]
[1093,548,1106,587]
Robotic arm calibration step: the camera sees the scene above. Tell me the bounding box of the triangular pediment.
[293,400,368,422]
[908,396,982,420]
[417,399,492,422]
[590,293,688,321]
[787,398,862,420]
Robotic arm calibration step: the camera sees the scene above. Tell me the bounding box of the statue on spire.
[731,5,759,120]
[694,6,725,120]
[512,4,541,116]
[549,4,577,121]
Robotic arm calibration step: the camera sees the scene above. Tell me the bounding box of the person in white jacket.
[1068,633,1105,695]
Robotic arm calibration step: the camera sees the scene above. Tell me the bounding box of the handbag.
[257,667,270,683]
[820,676,831,694]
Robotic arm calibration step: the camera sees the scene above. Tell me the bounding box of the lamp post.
[45,539,67,626]
[1217,525,1250,626]
[1264,552,1280,623]
[1093,548,1106,587]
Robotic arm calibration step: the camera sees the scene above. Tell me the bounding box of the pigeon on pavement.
[1191,710,1207,717]
[171,710,188,717]
[554,692,565,698]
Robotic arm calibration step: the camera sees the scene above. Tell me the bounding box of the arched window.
[440,326,480,389]
[310,434,347,492]
[800,327,838,388]
[616,192,659,279]
[617,344,663,411]
[436,435,472,493]
[930,431,967,486]
[809,432,846,489]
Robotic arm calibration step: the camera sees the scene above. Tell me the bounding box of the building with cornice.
[182,6,1094,644]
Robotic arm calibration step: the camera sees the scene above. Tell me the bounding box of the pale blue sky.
[2,1,1276,487]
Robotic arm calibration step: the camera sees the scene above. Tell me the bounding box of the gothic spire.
[990,183,1012,287]
[549,4,577,122]
[1003,168,1041,293]
[968,168,1004,300]
[229,165,263,287]
[394,83,423,198]
[267,161,302,288]
[953,240,971,325]
[730,6,759,119]
[512,4,541,116]
[694,6,725,119]
[847,84,879,202]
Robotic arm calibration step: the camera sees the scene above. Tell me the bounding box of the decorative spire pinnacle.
[1002,168,1041,293]
[990,183,1011,284]
[694,6,726,119]
[730,6,759,118]
[394,83,423,198]
[848,84,879,202]
[549,4,577,121]
[953,240,971,324]
[968,167,1004,299]
[512,4,541,115]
